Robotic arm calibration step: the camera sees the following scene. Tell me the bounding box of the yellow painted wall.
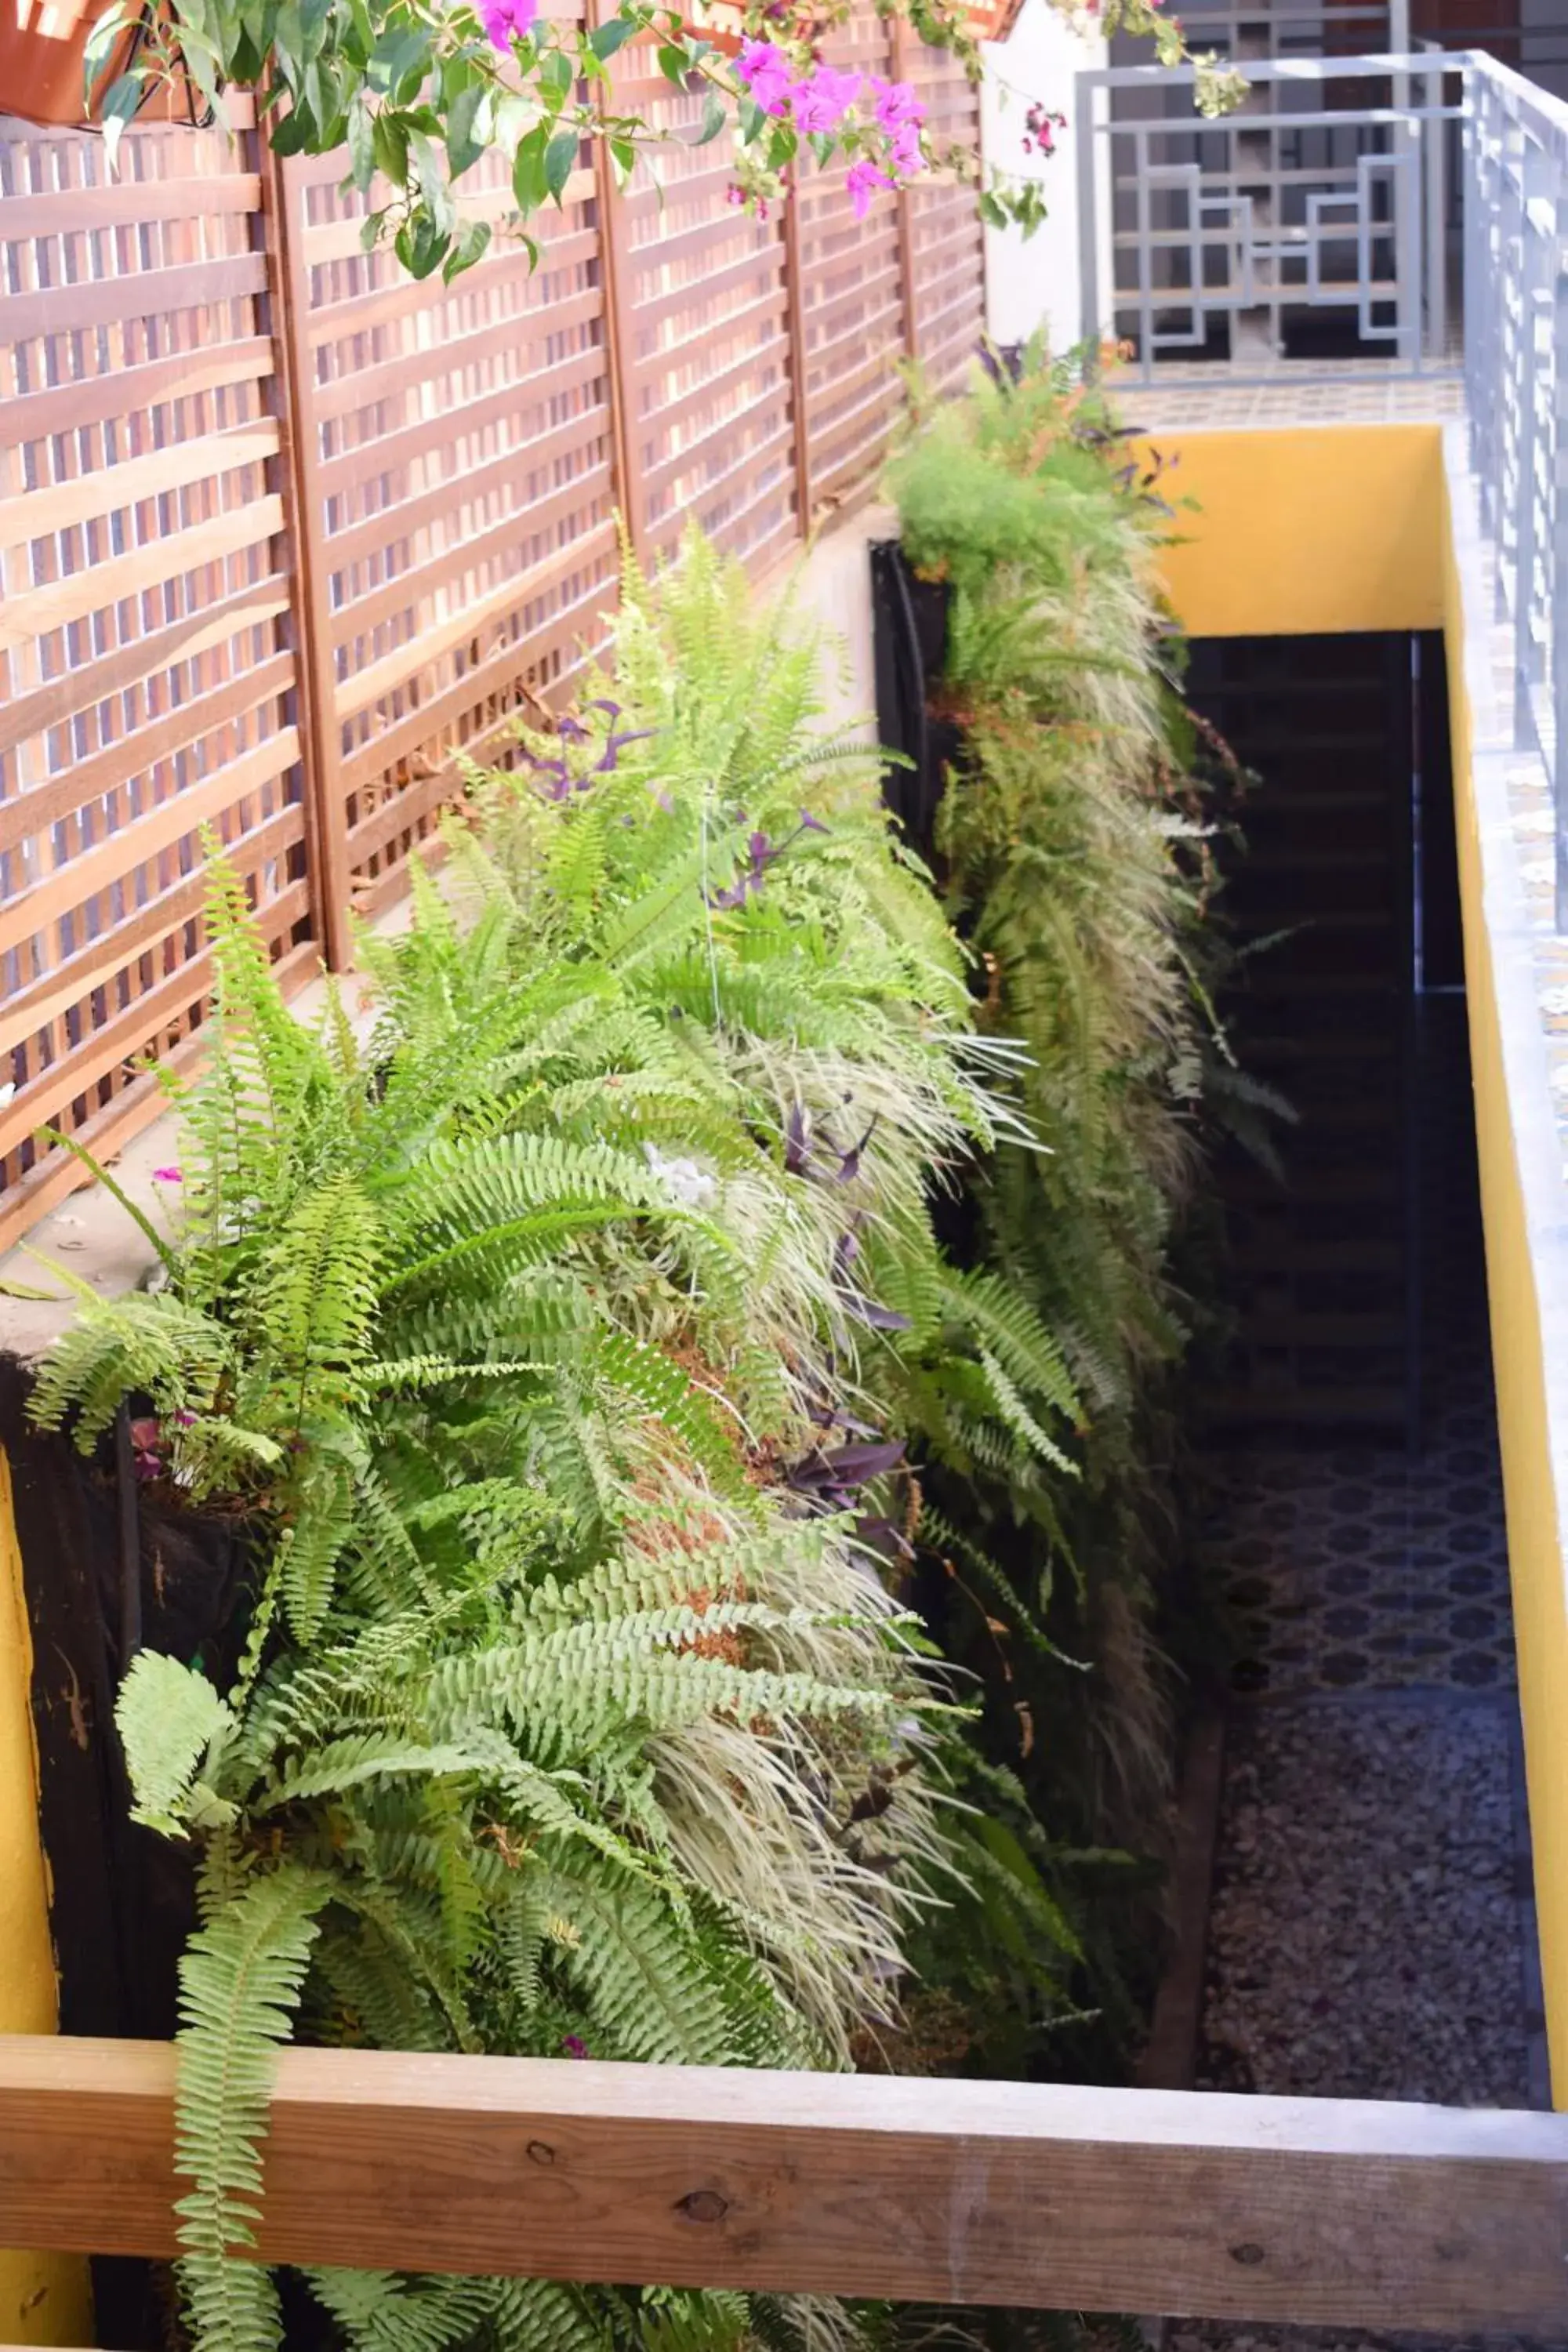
[0,1447,93,2343]
[1140,416,1568,2103]
[1147,423,1447,638]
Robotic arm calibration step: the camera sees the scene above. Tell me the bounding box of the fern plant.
[32,531,1101,2352]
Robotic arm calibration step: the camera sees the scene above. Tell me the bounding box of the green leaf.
[694,89,725,146]
[442,216,492,282]
[346,94,375,189]
[544,129,579,204]
[370,24,430,99]
[410,128,456,234]
[589,13,635,58]
[372,107,410,185]
[445,82,487,179]
[116,1652,235,1842]
[656,39,688,83]
[394,212,451,278]
[539,44,573,102]
[268,100,314,154]
[609,133,636,180]
[512,120,548,214]
[298,0,331,62]
[83,0,129,87]
[98,67,143,171]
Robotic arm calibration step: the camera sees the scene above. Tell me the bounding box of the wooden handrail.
[1,2035,1566,2328]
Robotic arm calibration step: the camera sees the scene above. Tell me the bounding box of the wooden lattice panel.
[0,102,311,1250]
[795,14,909,518]
[291,41,619,916]
[906,42,985,391]
[0,67,988,1245]
[612,42,797,573]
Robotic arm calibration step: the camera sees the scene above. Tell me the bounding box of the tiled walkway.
[1201,1006,1514,1700]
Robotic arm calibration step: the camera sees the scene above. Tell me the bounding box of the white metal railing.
[1075,53,1466,377]
[1074,45,1568,920]
[1464,54,1568,923]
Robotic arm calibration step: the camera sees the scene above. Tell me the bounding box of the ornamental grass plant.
[884,344,1276,2070]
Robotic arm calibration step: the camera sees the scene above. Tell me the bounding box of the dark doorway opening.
[1183,630,1464,1448]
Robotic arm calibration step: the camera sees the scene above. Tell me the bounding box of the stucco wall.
[981,0,1109,350]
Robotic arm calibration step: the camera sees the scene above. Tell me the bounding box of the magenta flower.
[845,158,894,219]
[789,62,860,132]
[737,36,794,114]
[152,1165,183,1184]
[561,2034,591,2060]
[887,118,923,176]
[866,74,924,132]
[481,0,537,49]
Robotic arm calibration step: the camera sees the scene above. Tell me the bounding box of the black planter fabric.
[0,1356,261,2349]
[869,539,956,868]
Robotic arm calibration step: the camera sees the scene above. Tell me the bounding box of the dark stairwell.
[1163,632,1550,2347]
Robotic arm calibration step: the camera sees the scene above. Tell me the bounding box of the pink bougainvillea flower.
[481,0,537,49]
[865,74,924,132]
[737,36,794,114]
[561,2034,591,2060]
[152,1165,183,1183]
[789,61,860,132]
[886,117,923,174]
[845,157,895,218]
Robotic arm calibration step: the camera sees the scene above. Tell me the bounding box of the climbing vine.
[87,0,1243,281]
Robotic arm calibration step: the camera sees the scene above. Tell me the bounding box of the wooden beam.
[1,2037,1566,2328]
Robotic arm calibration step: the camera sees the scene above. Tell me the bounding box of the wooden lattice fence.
[0,39,985,1250]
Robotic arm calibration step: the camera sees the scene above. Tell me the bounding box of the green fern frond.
[116,1652,236,1840]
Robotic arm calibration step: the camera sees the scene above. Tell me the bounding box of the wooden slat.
[0,426,279,551]
[334,510,613,722]
[0,935,316,1261]
[0,344,274,452]
[0,652,295,858]
[0,802,307,1061]
[0,255,270,346]
[317,346,607,496]
[0,176,261,238]
[0,2038,1566,2329]
[325,406,605,580]
[338,557,615,794]
[0,579,289,759]
[0,495,286,655]
[0,728,299,961]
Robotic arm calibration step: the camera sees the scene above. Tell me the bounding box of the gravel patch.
[1167,1693,1543,2352]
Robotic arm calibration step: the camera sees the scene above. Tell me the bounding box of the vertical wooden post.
[257,133,354,973]
[589,0,648,571]
[891,15,921,368]
[781,180,814,541]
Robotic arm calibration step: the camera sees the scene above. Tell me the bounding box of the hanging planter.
[672,0,746,57]
[963,0,1027,38]
[0,0,202,130]
[0,0,118,125]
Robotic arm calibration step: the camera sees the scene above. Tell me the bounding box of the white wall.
[980,0,1112,352]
